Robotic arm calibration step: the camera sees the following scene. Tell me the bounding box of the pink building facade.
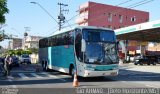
[76,1,149,30]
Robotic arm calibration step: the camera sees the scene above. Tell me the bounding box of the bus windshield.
[83,29,118,64]
[83,29,116,42]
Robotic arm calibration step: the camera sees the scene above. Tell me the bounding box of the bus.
[39,26,119,77]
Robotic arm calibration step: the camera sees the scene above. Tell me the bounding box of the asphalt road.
[0,63,160,94]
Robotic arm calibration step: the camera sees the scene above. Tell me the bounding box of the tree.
[6,50,15,55]
[14,49,23,56]
[27,48,38,54]
[0,0,9,23]
[22,50,32,55]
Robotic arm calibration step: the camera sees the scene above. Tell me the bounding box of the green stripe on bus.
[153,23,160,28]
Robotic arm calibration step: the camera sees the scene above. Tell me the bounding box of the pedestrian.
[3,54,12,78]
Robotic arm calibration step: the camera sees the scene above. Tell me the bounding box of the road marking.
[145,85,158,88]
[11,71,35,73]
[41,72,66,82]
[41,72,60,74]
[7,76,17,88]
[18,73,29,79]
[130,75,160,78]
[30,73,43,78]
[58,74,70,77]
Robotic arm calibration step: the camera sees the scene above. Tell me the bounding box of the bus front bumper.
[82,70,119,77]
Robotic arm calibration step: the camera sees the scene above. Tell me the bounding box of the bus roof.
[53,26,112,35]
[42,26,113,39]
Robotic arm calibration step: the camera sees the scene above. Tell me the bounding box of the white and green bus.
[39,26,119,77]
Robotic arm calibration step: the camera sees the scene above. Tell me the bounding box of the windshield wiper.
[106,55,113,64]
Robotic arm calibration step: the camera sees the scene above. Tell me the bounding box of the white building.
[8,38,22,50]
[23,36,42,49]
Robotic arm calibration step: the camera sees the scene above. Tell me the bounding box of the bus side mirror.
[117,41,119,51]
[81,39,86,52]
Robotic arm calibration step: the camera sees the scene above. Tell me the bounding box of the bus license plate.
[110,72,117,76]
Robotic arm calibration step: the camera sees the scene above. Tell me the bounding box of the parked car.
[19,54,31,64]
[157,57,160,64]
[11,56,19,67]
[134,56,157,65]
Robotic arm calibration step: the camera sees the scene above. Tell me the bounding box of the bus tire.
[153,62,156,65]
[69,65,74,78]
[139,62,143,65]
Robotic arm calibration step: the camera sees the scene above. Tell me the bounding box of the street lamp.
[30,2,58,24]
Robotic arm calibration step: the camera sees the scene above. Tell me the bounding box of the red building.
[76,1,149,30]
[76,1,150,60]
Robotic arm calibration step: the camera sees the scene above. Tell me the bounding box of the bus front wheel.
[69,65,74,78]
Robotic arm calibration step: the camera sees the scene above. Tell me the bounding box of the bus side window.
[69,31,74,44]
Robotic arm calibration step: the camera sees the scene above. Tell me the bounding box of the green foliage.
[27,48,38,54]
[5,49,33,56]
[0,0,9,23]
[14,49,23,56]
[6,50,15,55]
[0,34,4,41]
[22,50,32,55]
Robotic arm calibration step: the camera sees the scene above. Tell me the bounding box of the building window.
[119,15,123,23]
[108,13,112,22]
[131,16,136,22]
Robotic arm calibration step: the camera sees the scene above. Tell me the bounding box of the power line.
[65,0,133,24]
[64,1,101,24]
[89,0,154,23]
[62,0,134,29]
[88,0,145,23]
[64,0,153,29]
[39,26,58,37]
[63,0,134,29]
[112,0,154,15]
[10,28,22,36]
[65,0,101,23]
[44,28,59,37]
[62,23,77,28]
[65,20,72,29]
[129,0,154,8]
[66,1,100,21]
[30,2,58,24]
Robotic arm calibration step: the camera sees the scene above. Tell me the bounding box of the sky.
[0,0,160,48]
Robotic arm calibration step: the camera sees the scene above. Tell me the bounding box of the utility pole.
[58,3,69,31]
[23,27,30,49]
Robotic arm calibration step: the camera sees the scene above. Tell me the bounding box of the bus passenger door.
[74,30,85,75]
